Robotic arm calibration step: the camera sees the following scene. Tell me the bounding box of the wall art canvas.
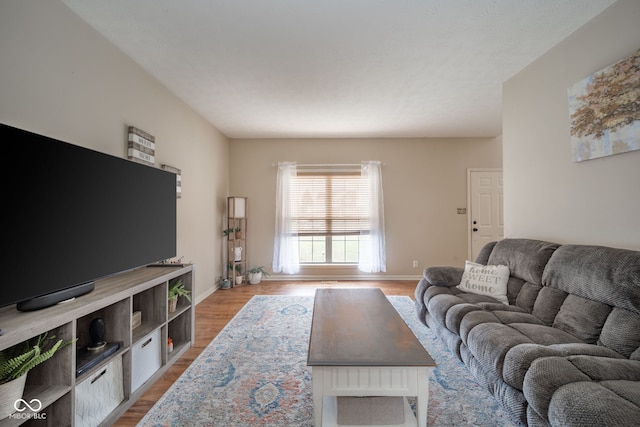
[567,49,640,162]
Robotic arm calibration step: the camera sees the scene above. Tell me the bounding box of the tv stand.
[0,265,194,426]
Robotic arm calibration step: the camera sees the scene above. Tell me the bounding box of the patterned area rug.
[138,295,518,426]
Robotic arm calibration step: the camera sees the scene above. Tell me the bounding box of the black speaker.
[88,318,106,350]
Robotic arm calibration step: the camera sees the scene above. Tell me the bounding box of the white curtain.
[273,162,300,274]
[359,161,386,273]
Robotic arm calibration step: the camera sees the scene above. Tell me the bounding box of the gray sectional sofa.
[414,238,640,426]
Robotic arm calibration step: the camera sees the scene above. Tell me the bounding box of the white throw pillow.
[457,261,510,304]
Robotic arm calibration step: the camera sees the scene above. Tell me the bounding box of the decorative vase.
[248,272,262,285]
[0,374,27,420]
[168,297,177,313]
[221,279,231,290]
[233,247,243,261]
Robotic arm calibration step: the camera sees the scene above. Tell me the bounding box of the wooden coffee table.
[307,288,435,427]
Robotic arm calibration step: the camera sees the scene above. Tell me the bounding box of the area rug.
[138,295,519,426]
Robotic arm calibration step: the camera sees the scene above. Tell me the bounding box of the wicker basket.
[168,297,177,313]
[0,374,27,420]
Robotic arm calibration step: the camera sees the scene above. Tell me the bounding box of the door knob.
[473,228,478,232]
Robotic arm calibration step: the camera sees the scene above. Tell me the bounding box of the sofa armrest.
[423,266,464,287]
[414,266,464,326]
[524,356,640,426]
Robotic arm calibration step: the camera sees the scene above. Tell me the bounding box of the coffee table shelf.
[322,396,416,427]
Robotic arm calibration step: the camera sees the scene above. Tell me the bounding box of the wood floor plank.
[113,280,417,426]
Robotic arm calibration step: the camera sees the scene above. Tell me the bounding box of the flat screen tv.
[1,123,177,311]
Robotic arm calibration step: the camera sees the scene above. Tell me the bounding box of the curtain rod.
[271,162,385,167]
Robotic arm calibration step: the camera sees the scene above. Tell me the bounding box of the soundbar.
[16,281,95,312]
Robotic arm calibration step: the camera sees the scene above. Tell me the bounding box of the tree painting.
[567,49,640,162]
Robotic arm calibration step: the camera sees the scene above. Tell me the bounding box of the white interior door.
[468,169,504,261]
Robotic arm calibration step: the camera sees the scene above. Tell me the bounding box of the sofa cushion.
[548,381,640,427]
[509,323,583,346]
[598,307,640,358]
[514,282,540,313]
[457,261,510,304]
[553,294,612,344]
[506,276,527,307]
[474,241,497,265]
[531,287,568,326]
[525,356,640,425]
[445,303,483,334]
[542,244,640,314]
[503,343,625,390]
[566,355,640,381]
[487,238,559,285]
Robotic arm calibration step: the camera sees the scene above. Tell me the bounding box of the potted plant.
[248,266,270,285]
[234,227,243,239]
[0,333,74,419]
[227,263,243,286]
[168,279,191,313]
[223,228,234,240]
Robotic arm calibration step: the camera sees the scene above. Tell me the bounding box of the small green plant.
[248,266,270,277]
[227,263,243,274]
[223,228,234,237]
[0,333,74,384]
[168,279,191,302]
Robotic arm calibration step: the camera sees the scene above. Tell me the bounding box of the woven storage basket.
[0,374,27,420]
[168,297,177,313]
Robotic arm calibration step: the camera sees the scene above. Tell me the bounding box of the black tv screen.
[2,123,176,310]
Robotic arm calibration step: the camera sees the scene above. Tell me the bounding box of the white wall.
[503,0,640,250]
[230,136,502,279]
[0,1,229,300]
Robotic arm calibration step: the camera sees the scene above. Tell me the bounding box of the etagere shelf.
[227,196,247,287]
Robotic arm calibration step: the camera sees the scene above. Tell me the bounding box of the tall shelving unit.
[227,197,247,287]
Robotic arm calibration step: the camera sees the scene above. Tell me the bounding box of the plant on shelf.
[223,228,234,239]
[223,227,243,239]
[234,227,243,239]
[248,266,270,285]
[227,263,244,285]
[0,333,75,419]
[168,279,191,313]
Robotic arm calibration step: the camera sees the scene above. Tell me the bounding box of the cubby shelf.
[0,265,194,426]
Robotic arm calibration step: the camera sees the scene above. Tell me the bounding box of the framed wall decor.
[567,49,640,162]
[161,164,182,198]
[127,126,155,166]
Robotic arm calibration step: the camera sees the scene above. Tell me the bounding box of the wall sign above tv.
[127,126,155,166]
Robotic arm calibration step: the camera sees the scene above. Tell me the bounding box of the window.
[273,161,386,274]
[293,171,365,264]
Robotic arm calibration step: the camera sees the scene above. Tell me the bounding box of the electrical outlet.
[412,260,419,268]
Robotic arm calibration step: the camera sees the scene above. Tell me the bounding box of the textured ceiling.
[62,0,616,139]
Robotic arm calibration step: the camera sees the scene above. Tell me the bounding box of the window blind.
[291,171,370,236]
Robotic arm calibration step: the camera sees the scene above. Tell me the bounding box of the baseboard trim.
[195,284,218,305]
[265,274,422,281]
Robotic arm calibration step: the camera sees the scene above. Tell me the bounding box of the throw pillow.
[457,261,510,304]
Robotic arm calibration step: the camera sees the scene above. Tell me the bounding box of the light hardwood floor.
[113,280,418,426]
